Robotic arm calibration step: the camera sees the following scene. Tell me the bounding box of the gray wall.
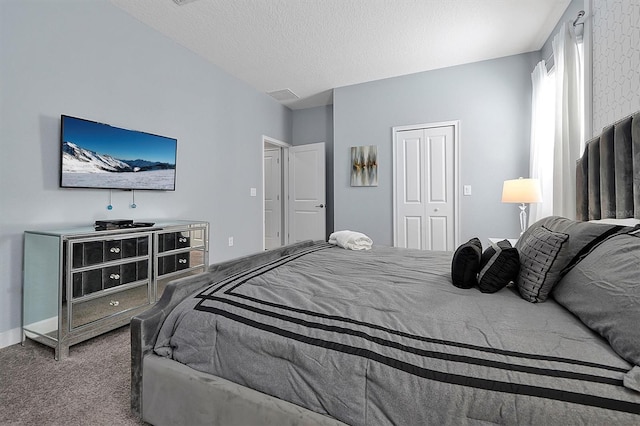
[333,52,540,247]
[0,1,291,342]
[292,106,334,238]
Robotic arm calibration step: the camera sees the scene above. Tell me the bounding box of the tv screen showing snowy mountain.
[60,115,177,191]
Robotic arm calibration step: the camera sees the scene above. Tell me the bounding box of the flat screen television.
[60,115,177,191]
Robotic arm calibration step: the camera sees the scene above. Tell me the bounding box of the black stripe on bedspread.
[190,242,639,415]
[196,243,626,374]
[195,304,640,415]
[219,288,626,372]
[198,295,620,386]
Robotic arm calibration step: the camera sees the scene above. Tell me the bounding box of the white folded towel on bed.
[328,230,373,250]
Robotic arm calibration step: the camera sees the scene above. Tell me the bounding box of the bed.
[131,112,640,425]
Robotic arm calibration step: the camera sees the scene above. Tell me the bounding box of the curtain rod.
[543,10,585,71]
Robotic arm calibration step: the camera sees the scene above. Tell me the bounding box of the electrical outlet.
[228,237,234,247]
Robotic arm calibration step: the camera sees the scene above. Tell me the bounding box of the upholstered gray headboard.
[576,111,640,220]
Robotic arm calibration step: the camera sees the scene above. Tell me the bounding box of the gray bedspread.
[154,242,640,425]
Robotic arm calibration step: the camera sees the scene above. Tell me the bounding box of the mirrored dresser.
[22,220,209,359]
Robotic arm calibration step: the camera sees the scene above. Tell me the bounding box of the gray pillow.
[553,232,640,366]
[516,216,635,278]
[516,225,569,303]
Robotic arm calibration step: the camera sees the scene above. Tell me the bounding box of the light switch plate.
[463,185,472,196]
[250,188,257,197]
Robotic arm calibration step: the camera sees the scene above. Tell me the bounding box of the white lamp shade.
[501,178,542,203]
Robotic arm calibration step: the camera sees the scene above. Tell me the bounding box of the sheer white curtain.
[528,61,555,225]
[551,22,583,219]
[529,22,583,223]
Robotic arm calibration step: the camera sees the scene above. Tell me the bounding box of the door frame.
[391,120,461,248]
[262,135,291,250]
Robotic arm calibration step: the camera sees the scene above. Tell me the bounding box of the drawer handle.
[179,237,188,243]
[110,274,120,280]
[110,247,121,253]
[178,259,187,264]
[109,300,120,307]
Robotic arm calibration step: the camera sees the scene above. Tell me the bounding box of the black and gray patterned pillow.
[477,240,520,293]
[450,238,482,289]
[516,226,569,302]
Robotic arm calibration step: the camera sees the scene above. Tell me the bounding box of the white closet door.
[394,125,456,251]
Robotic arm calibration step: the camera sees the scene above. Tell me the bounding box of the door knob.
[315,204,325,208]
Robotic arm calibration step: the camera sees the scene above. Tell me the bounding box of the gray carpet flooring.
[0,326,146,426]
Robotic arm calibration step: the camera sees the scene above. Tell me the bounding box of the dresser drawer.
[71,259,149,297]
[70,284,151,330]
[158,231,194,252]
[71,236,150,268]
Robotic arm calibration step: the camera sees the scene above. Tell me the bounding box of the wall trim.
[0,326,22,349]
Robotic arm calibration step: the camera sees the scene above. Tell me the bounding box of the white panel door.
[288,142,326,243]
[394,125,456,251]
[264,148,282,250]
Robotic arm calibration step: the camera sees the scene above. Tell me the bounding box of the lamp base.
[519,203,528,236]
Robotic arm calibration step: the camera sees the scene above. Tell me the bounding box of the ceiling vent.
[267,89,299,101]
[173,0,200,5]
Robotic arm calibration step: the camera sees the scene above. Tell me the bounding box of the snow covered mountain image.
[62,142,174,173]
[61,141,176,190]
[63,142,131,173]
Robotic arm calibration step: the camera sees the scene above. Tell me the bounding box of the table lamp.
[502,177,542,235]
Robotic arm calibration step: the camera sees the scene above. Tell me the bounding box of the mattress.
[153,242,640,425]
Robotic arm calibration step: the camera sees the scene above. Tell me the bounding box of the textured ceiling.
[110,0,571,110]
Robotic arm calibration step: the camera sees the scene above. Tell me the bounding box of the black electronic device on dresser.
[22,220,209,360]
[94,220,155,231]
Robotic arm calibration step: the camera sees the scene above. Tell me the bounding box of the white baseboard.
[1,317,58,350]
[0,326,23,349]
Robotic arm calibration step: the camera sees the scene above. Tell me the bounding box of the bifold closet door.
[394,126,455,251]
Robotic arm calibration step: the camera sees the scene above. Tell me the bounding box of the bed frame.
[132,111,639,425]
[131,240,345,425]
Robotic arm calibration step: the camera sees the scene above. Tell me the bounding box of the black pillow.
[451,238,482,289]
[477,239,520,293]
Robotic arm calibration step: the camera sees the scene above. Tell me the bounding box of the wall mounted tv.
[60,115,177,191]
